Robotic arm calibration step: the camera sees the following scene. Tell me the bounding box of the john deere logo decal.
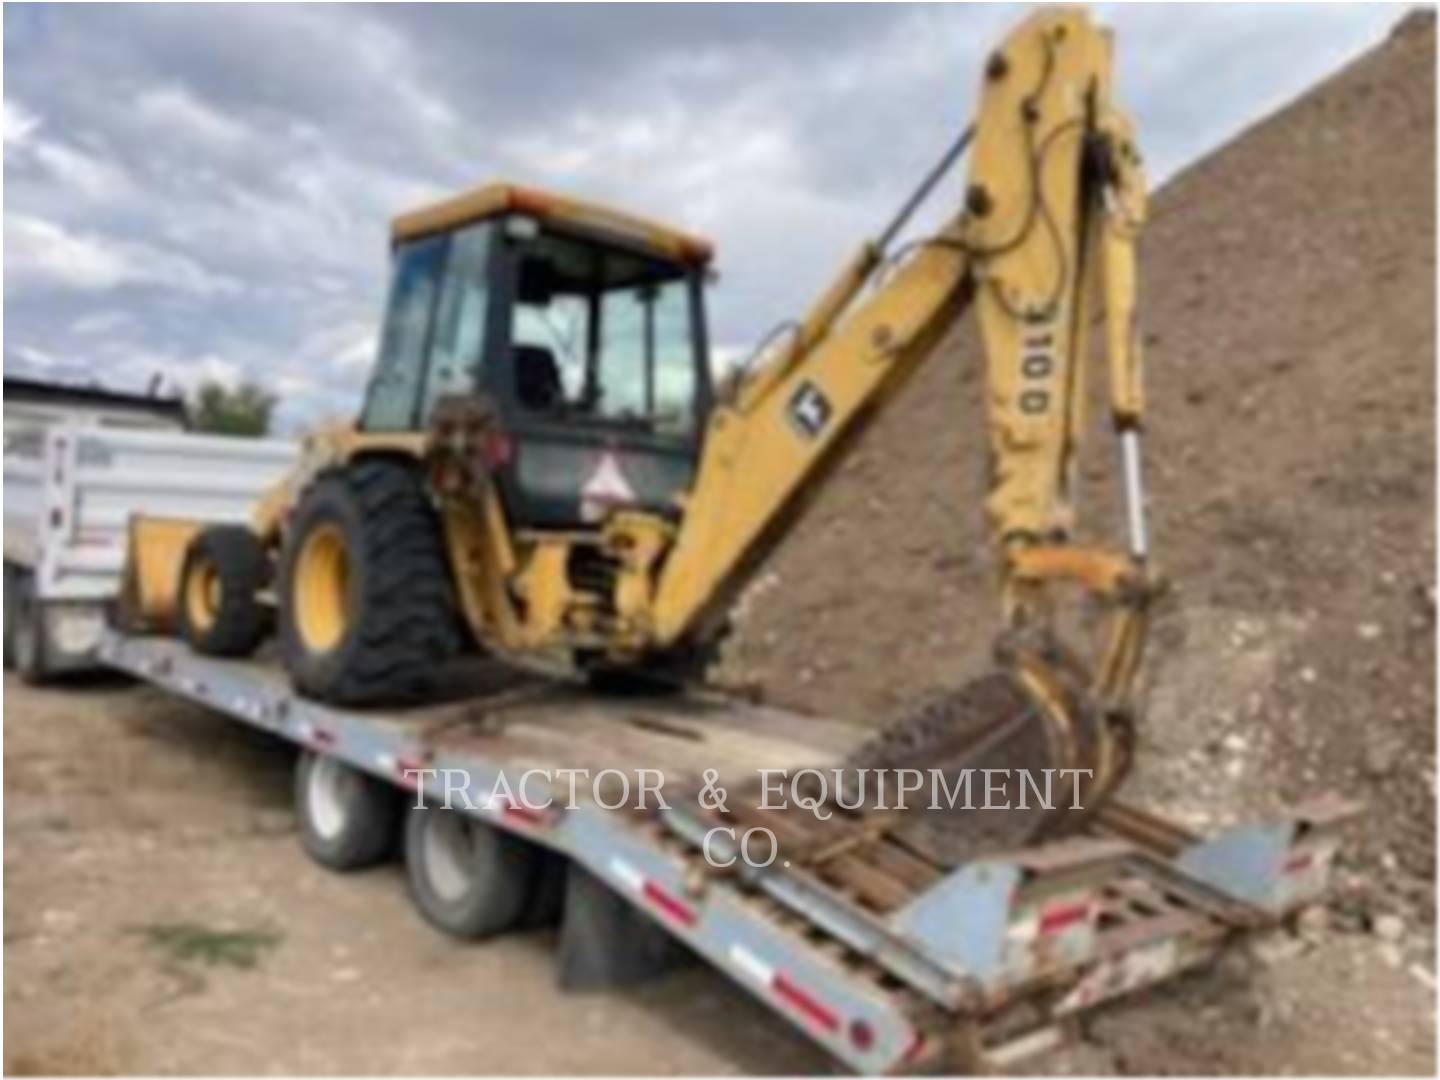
[788,382,832,440]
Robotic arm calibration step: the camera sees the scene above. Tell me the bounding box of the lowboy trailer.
[99,631,1354,1074]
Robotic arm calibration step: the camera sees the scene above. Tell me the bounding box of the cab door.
[489,229,711,529]
[359,223,497,431]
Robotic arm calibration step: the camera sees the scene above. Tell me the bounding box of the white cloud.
[4,98,134,206]
[189,353,243,391]
[30,139,133,202]
[299,318,378,374]
[70,310,137,337]
[3,99,40,148]
[4,213,242,296]
[10,343,62,369]
[91,344,241,396]
[135,85,250,151]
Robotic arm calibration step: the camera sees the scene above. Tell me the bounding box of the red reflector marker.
[394,754,429,788]
[502,801,551,828]
[728,944,845,1038]
[1038,899,1092,935]
[607,857,696,926]
[848,1018,875,1051]
[773,972,840,1034]
[642,880,697,927]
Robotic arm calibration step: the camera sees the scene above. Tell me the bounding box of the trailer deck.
[99,631,1355,1074]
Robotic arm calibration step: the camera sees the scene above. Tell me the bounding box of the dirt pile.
[723,10,1436,925]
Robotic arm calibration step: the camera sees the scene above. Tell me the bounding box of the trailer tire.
[179,526,271,657]
[294,751,400,870]
[10,569,50,685]
[404,804,538,940]
[278,460,461,705]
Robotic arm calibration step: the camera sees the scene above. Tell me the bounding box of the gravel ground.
[2,675,835,1076]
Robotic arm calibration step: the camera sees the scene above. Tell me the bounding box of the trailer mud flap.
[557,862,693,990]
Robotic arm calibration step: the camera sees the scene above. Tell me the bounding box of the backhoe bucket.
[841,670,1121,866]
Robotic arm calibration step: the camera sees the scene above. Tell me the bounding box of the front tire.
[178,525,270,657]
[278,460,462,704]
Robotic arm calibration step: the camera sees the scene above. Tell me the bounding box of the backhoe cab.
[242,184,728,701]
[369,184,715,530]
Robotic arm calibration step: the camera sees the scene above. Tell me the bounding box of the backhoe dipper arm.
[646,9,1150,700]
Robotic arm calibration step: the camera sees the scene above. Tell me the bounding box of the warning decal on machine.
[579,450,637,522]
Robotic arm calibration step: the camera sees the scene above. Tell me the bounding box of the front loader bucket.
[115,515,205,632]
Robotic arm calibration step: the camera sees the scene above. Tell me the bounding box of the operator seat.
[515,345,562,412]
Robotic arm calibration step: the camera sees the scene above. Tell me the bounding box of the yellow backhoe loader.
[121,7,1158,857]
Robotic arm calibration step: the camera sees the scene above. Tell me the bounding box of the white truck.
[3,423,294,679]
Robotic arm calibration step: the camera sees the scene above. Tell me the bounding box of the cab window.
[598,279,695,436]
[362,233,447,431]
[509,231,701,438]
[361,223,496,431]
[423,223,494,417]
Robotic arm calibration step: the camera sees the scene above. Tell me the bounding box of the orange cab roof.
[390,182,713,265]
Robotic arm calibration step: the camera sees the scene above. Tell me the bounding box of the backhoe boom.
[650,7,1150,669]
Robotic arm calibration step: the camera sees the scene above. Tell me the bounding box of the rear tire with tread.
[278,460,461,704]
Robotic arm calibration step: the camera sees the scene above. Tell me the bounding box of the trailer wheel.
[179,526,271,657]
[278,460,462,704]
[404,804,538,939]
[9,569,50,685]
[294,751,399,870]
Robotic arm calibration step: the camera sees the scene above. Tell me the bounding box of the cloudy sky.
[3,3,1402,431]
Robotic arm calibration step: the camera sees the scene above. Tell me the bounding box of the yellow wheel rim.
[185,558,221,632]
[294,522,350,653]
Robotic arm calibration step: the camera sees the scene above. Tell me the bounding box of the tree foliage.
[188,380,276,436]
